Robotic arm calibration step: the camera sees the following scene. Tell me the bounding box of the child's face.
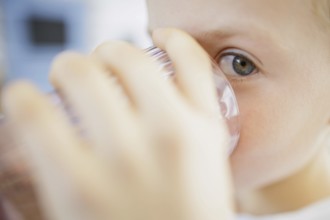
[147,0,330,190]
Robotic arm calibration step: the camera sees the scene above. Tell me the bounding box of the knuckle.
[3,81,48,121]
[50,51,96,85]
[93,40,135,61]
[51,51,84,69]
[93,41,155,75]
[160,29,211,66]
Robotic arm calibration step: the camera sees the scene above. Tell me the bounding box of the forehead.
[147,0,314,38]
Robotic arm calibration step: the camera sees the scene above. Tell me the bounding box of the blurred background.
[0,0,151,108]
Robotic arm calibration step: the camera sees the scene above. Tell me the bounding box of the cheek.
[229,80,324,189]
[233,84,287,158]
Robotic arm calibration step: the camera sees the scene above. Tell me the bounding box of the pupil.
[233,56,255,76]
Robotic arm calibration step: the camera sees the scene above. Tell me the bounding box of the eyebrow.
[197,26,272,66]
[147,27,238,39]
[148,23,276,66]
[151,16,277,42]
[197,23,271,43]
[146,26,242,53]
[196,27,240,41]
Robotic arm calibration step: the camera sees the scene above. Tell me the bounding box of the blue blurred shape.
[3,0,87,91]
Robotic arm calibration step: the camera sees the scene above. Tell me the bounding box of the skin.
[2,0,330,219]
[3,30,234,220]
[147,0,330,215]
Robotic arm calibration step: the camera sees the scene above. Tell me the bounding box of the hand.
[2,29,233,220]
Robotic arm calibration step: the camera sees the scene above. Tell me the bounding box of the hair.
[313,0,330,27]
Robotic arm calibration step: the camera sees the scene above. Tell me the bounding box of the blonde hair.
[313,0,330,27]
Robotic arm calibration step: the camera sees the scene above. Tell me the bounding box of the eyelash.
[216,50,260,81]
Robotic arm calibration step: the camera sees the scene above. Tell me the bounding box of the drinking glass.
[0,47,240,219]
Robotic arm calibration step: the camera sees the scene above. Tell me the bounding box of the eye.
[219,53,258,77]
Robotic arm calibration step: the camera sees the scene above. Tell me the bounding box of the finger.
[180,124,233,220]
[50,52,136,158]
[92,42,193,184]
[92,41,186,126]
[50,52,161,190]
[2,82,124,219]
[152,28,219,115]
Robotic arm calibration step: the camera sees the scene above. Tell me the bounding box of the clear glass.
[145,47,240,153]
[0,47,240,219]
